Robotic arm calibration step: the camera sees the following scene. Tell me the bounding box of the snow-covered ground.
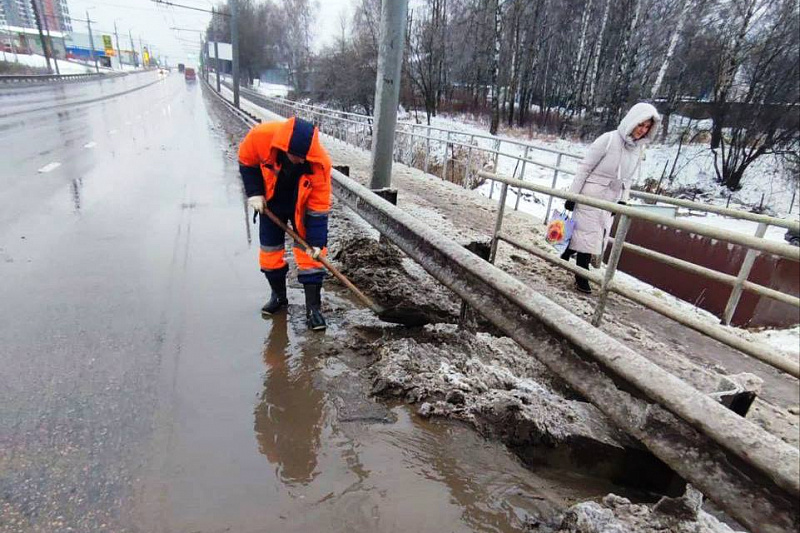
[400,113,799,240]
[4,53,93,74]
[253,80,290,98]
[1,53,143,74]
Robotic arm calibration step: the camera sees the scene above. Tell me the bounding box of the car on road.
[184,67,196,82]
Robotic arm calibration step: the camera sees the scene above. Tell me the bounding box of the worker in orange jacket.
[238,117,332,330]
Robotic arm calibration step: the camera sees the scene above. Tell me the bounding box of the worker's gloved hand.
[247,195,266,214]
[564,200,576,211]
[617,201,627,206]
[310,246,322,260]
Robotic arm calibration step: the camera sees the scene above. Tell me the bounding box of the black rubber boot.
[574,252,592,294]
[574,278,592,294]
[261,275,288,317]
[303,283,326,331]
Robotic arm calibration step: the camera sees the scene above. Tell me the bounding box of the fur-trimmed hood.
[617,102,661,146]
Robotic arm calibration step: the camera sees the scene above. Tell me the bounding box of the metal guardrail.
[332,166,800,533]
[210,81,800,533]
[0,73,103,84]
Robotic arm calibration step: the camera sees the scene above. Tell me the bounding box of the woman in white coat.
[562,102,661,293]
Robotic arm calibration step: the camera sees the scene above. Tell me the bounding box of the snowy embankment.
[2,53,141,74]
[253,80,290,98]
[405,112,798,240]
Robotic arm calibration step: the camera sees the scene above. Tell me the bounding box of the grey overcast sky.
[66,0,355,66]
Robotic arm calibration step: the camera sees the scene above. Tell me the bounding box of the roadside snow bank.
[364,323,692,489]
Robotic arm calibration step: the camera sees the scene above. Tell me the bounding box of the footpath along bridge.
[207,73,800,533]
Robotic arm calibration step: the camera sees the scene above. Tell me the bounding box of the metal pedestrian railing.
[479,170,799,378]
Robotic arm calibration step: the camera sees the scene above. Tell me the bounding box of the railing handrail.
[254,91,799,231]
[479,170,800,261]
[629,190,800,231]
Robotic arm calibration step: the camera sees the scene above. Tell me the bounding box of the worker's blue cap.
[288,118,315,158]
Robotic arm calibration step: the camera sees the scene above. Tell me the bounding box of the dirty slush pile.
[330,230,742,533]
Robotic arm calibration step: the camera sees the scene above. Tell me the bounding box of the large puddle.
[136,288,636,533]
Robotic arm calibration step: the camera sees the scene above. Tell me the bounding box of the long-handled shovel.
[255,207,430,327]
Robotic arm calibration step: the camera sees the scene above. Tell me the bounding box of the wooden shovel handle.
[259,207,382,313]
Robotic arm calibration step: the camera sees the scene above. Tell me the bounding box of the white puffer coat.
[568,103,661,255]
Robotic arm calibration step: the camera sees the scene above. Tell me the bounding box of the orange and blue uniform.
[238,118,332,285]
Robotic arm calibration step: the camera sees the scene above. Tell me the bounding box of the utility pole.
[369,0,409,189]
[30,0,52,73]
[139,36,145,67]
[39,0,60,75]
[129,30,137,67]
[86,11,99,72]
[114,21,122,69]
[231,0,240,108]
[212,7,220,92]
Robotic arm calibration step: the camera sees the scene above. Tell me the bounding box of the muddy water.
[137,284,627,533]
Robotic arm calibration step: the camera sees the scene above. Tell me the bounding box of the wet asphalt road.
[0,74,622,532]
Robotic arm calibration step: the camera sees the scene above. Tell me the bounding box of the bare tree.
[710,0,799,190]
[489,0,503,134]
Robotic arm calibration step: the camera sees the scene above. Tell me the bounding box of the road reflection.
[254,313,324,485]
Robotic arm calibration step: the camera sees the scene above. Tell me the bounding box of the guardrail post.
[489,182,509,263]
[459,241,492,329]
[592,214,632,326]
[543,152,564,223]
[514,145,530,210]
[722,222,768,325]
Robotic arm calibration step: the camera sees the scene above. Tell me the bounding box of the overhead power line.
[151,0,229,17]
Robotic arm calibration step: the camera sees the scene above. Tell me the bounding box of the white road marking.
[84,141,97,149]
[38,162,61,173]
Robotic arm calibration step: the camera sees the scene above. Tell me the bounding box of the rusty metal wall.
[614,220,800,328]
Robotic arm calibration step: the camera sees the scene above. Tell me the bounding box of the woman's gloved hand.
[564,200,576,211]
[247,195,266,214]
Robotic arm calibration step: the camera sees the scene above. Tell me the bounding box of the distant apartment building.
[1,0,71,32]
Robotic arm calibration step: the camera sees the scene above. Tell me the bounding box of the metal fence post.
[424,129,431,174]
[465,135,475,189]
[515,145,530,210]
[544,152,564,223]
[407,125,414,166]
[441,131,451,181]
[592,214,632,326]
[722,222,769,325]
[489,182,510,263]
